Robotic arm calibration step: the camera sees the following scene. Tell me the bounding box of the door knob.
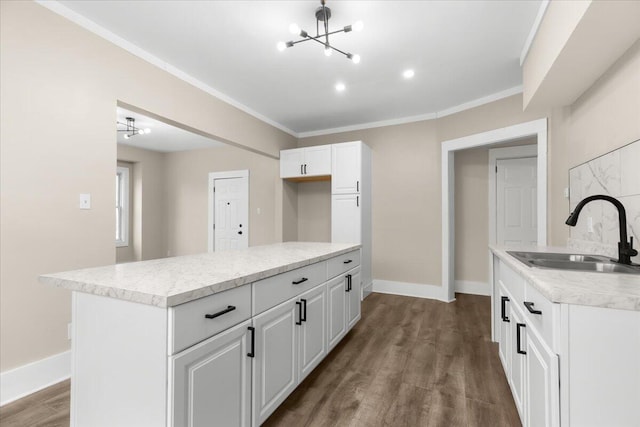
[238,231,243,235]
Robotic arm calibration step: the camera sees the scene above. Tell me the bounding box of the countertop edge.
[489,245,640,311]
[40,244,361,308]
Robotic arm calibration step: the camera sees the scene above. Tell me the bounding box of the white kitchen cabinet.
[331,142,362,194]
[280,145,331,179]
[497,282,512,375]
[327,275,347,350]
[346,267,361,329]
[331,194,361,244]
[252,299,298,426]
[525,325,559,427]
[171,320,252,427]
[509,304,527,421]
[297,284,327,382]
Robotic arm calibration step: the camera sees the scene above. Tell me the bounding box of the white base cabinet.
[492,254,639,427]
[70,249,361,427]
[171,320,252,427]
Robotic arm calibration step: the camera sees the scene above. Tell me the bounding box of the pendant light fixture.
[277,0,363,63]
[117,117,151,139]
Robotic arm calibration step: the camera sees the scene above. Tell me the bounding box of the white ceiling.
[56,1,542,136]
[117,107,224,152]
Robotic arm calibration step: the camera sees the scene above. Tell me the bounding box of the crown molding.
[520,0,550,66]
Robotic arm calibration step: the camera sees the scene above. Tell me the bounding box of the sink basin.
[506,251,640,275]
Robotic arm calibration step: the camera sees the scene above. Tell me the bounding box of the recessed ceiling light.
[403,69,415,79]
[335,82,346,92]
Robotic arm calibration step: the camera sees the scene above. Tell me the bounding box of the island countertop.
[490,245,640,311]
[39,242,361,308]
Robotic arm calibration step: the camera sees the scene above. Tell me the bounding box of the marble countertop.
[490,245,640,311]
[39,242,360,308]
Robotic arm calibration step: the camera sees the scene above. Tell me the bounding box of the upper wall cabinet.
[331,142,362,194]
[280,145,331,180]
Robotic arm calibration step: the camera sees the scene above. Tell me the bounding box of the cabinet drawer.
[523,282,559,350]
[498,260,525,306]
[253,262,327,315]
[327,250,361,279]
[170,285,251,354]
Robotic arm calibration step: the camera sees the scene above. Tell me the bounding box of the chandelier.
[277,0,363,63]
[117,117,151,140]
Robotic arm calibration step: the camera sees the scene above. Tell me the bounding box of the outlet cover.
[79,193,91,209]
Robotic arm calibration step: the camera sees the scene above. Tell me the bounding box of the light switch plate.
[79,193,91,209]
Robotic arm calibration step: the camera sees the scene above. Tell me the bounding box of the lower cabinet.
[524,325,559,427]
[327,267,361,351]
[298,284,328,382]
[509,305,527,421]
[171,319,252,427]
[347,268,361,329]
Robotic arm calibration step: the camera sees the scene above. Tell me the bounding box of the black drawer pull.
[343,259,353,264]
[292,277,308,285]
[204,305,236,319]
[524,301,542,315]
[501,296,510,322]
[516,323,527,355]
[247,326,255,358]
[296,301,303,325]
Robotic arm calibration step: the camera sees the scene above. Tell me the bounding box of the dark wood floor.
[0,293,520,427]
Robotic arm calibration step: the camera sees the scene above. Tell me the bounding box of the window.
[116,166,129,247]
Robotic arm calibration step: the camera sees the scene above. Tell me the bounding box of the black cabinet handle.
[500,296,510,322]
[204,305,236,319]
[292,277,308,285]
[301,298,307,322]
[304,164,307,174]
[357,196,359,207]
[516,323,526,355]
[247,326,255,358]
[345,274,352,292]
[300,164,304,175]
[238,231,243,235]
[524,301,542,315]
[296,301,303,325]
[357,181,359,192]
[343,259,353,264]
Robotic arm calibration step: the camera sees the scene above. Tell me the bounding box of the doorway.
[208,170,249,252]
[441,118,548,302]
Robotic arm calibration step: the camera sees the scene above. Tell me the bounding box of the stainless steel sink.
[507,251,640,274]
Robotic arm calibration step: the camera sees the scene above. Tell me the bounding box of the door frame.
[208,169,249,252]
[441,119,547,302]
[488,144,538,246]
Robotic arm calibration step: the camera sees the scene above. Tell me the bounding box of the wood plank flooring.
[0,293,520,427]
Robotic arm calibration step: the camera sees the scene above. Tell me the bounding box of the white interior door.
[213,176,248,251]
[496,157,537,247]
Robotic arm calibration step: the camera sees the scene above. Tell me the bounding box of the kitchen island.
[40,242,362,427]
[490,245,640,427]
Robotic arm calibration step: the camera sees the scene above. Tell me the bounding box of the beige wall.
[164,145,282,256]
[454,148,489,283]
[297,181,332,242]
[0,1,294,372]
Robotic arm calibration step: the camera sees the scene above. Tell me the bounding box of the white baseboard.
[454,280,491,296]
[372,280,454,302]
[0,350,71,406]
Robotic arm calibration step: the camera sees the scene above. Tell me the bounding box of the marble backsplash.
[568,139,640,263]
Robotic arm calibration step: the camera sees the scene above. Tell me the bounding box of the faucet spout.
[565,195,638,265]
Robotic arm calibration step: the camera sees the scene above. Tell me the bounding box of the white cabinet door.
[509,305,527,422]
[526,326,560,427]
[304,145,331,177]
[252,301,298,426]
[327,276,347,351]
[331,194,361,244]
[346,268,361,330]
[280,148,304,178]
[171,320,252,427]
[298,284,327,382]
[498,283,512,375]
[332,142,361,194]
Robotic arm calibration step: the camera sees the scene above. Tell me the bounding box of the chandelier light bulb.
[277,41,286,52]
[351,54,361,64]
[324,47,332,57]
[353,20,364,32]
[289,23,300,35]
[335,82,346,92]
[403,69,415,79]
